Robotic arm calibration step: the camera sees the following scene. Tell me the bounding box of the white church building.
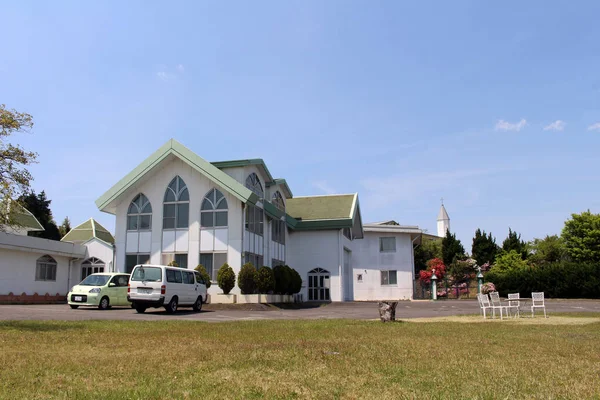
[0,139,449,303]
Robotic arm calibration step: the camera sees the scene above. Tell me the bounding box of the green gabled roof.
[287,194,356,221]
[61,218,115,244]
[211,159,275,184]
[96,139,259,213]
[266,178,293,199]
[9,206,44,231]
[286,194,362,235]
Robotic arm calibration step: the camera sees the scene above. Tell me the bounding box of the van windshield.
[80,275,110,286]
[131,267,162,282]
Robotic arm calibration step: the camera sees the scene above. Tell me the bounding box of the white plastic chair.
[477,293,492,319]
[507,293,521,318]
[531,292,547,318]
[489,292,508,320]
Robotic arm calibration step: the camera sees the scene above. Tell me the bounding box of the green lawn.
[1,315,600,399]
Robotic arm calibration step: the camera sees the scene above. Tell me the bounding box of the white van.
[128,264,207,314]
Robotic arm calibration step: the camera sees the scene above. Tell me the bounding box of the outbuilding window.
[36,255,57,281]
[380,270,397,286]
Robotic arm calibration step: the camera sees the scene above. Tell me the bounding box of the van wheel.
[98,296,110,310]
[165,297,178,314]
[135,306,147,313]
[69,305,79,309]
[192,296,203,312]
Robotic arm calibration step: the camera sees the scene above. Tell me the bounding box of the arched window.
[245,173,264,198]
[163,176,189,229]
[272,191,284,211]
[127,194,152,231]
[81,257,105,280]
[308,268,331,301]
[201,188,228,227]
[36,255,57,281]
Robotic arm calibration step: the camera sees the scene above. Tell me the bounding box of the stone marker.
[378,301,398,322]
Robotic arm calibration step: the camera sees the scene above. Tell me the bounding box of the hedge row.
[238,264,301,295]
[485,262,600,298]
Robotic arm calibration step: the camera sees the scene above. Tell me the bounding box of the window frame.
[245,173,264,198]
[271,218,286,245]
[200,188,228,228]
[163,176,190,230]
[379,237,397,253]
[35,255,57,282]
[125,254,150,274]
[245,204,264,236]
[380,270,398,286]
[200,252,228,281]
[127,193,153,231]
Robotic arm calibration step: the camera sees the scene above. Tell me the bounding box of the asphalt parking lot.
[1,299,599,322]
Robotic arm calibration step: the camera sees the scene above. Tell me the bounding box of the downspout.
[410,234,421,299]
[338,229,343,302]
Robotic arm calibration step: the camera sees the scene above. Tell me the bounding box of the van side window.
[166,269,182,283]
[182,271,195,285]
[194,272,204,285]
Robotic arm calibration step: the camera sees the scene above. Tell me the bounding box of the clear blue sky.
[3,1,600,251]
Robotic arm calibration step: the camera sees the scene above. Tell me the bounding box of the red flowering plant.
[418,258,446,284]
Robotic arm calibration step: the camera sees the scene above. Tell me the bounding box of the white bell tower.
[437,199,450,237]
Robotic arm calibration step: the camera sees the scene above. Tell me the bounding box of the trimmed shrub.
[167,260,179,267]
[256,266,275,294]
[485,261,600,298]
[217,263,235,295]
[194,264,211,289]
[290,268,302,294]
[238,263,257,294]
[273,265,292,295]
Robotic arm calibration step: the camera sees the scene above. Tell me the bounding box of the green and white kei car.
[68,273,131,310]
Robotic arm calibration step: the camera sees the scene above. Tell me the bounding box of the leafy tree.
[256,266,275,293]
[238,262,257,294]
[502,228,528,260]
[442,230,465,265]
[18,190,60,240]
[289,268,302,294]
[529,235,567,267]
[490,250,529,274]
[167,260,179,267]
[414,237,442,274]
[194,264,212,288]
[562,210,600,263]
[0,104,37,228]
[418,258,446,283]
[59,216,71,238]
[217,263,235,294]
[471,229,499,266]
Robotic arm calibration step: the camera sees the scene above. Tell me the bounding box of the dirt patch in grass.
[1,315,600,399]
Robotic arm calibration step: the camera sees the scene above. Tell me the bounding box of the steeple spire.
[437,201,450,237]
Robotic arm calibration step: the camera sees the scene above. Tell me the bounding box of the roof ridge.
[290,193,356,199]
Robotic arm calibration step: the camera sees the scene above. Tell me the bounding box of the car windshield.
[131,267,162,282]
[80,275,111,286]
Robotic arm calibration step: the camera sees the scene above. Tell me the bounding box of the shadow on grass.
[0,320,86,332]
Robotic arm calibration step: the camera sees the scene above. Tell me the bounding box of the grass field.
[1,314,600,399]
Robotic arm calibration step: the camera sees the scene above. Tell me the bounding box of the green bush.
[485,261,600,298]
[273,265,292,295]
[238,263,257,294]
[290,268,302,294]
[256,266,275,294]
[217,263,236,295]
[194,264,211,289]
[167,260,179,267]
[491,250,529,274]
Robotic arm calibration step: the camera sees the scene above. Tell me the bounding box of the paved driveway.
[1,299,599,322]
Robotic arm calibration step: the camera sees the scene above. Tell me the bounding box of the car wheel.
[165,297,178,314]
[135,306,147,313]
[192,296,203,312]
[69,305,79,309]
[98,296,110,310]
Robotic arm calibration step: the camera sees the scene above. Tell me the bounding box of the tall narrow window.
[245,173,264,198]
[127,194,152,231]
[163,176,189,229]
[272,191,284,211]
[245,205,264,236]
[201,188,228,228]
[36,255,57,281]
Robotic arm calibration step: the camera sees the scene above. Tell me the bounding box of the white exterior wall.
[287,230,342,301]
[350,232,415,301]
[112,156,244,295]
[437,219,449,238]
[0,248,74,295]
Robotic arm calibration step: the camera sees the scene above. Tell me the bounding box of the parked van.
[128,264,207,314]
